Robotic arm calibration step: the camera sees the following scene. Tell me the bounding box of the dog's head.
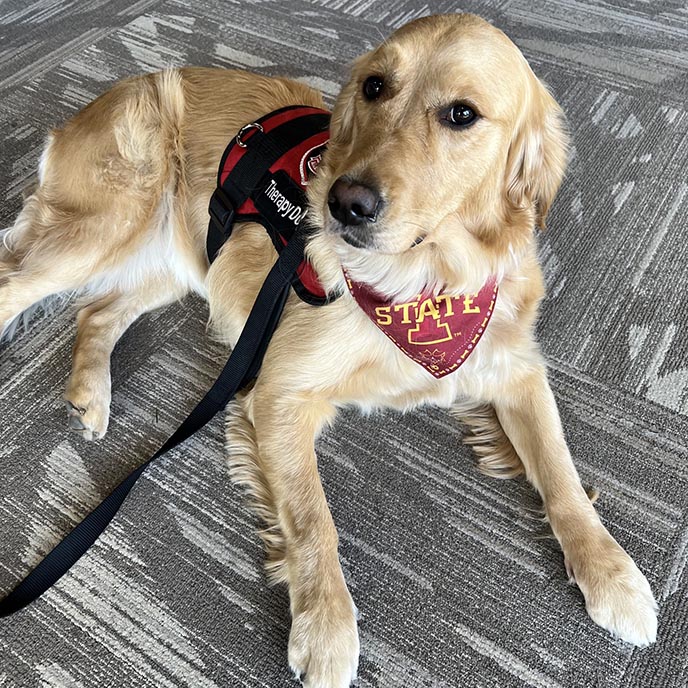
[307,13,569,299]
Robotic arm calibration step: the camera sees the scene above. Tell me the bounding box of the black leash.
[0,233,306,618]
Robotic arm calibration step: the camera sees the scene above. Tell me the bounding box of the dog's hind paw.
[64,376,111,441]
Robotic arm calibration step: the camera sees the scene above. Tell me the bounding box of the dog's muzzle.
[326,177,425,250]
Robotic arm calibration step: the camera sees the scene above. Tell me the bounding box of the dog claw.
[65,401,87,416]
[68,414,87,430]
[63,393,109,441]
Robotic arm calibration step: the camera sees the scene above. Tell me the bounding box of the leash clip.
[236,122,263,148]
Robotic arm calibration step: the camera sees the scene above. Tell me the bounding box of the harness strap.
[206,111,330,264]
[0,234,306,618]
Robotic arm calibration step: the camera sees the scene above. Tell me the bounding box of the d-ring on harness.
[0,105,334,617]
[235,121,263,147]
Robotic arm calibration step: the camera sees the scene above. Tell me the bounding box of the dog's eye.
[443,103,478,127]
[362,76,384,101]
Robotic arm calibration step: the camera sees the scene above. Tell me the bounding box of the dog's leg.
[452,400,524,478]
[64,278,184,440]
[249,390,359,688]
[2,70,189,341]
[0,183,157,341]
[0,260,92,339]
[0,207,92,336]
[491,361,657,646]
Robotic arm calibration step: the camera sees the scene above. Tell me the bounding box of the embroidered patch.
[346,277,499,378]
[299,142,328,185]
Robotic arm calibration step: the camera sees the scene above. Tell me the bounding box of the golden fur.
[0,14,657,688]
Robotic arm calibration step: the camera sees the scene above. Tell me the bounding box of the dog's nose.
[327,178,381,226]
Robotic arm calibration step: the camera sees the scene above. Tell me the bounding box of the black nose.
[327,178,381,227]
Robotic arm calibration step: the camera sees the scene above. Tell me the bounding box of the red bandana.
[346,276,498,378]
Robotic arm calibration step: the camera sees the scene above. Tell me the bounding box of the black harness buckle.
[209,186,236,237]
[207,186,237,262]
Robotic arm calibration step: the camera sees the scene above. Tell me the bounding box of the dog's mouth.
[339,228,371,249]
[335,225,427,252]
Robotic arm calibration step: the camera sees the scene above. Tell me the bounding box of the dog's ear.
[505,79,569,228]
[329,54,370,146]
[329,81,356,145]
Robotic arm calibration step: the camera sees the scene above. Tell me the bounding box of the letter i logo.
[408,297,453,345]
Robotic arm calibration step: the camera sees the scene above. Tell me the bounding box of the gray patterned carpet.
[1,1,687,687]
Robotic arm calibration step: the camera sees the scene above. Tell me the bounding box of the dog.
[0,13,658,688]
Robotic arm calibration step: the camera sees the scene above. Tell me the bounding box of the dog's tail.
[0,226,10,260]
[452,401,524,478]
[0,226,12,291]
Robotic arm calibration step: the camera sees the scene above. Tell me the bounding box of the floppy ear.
[329,78,357,145]
[505,79,569,228]
[329,53,371,146]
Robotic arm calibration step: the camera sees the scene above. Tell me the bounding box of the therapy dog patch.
[346,277,498,378]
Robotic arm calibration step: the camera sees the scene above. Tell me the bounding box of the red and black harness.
[206,105,333,305]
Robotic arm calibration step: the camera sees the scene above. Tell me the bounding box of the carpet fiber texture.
[1,1,687,687]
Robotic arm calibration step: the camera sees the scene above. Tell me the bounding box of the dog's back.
[0,67,324,437]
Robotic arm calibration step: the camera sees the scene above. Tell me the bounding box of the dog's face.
[308,14,568,295]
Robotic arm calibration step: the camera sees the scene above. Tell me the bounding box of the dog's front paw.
[566,534,658,647]
[64,372,111,441]
[288,595,359,688]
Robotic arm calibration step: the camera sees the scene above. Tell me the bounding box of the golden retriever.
[0,13,657,688]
